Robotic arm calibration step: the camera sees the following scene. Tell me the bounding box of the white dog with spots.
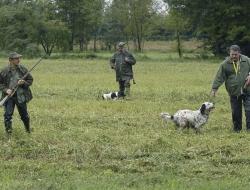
[102,92,118,100]
[161,102,215,133]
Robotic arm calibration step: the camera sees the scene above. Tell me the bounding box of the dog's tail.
[161,112,174,122]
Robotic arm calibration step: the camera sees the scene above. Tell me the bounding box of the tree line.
[0,0,249,57]
[164,0,250,56]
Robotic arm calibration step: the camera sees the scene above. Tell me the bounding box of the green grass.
[0,51,250,189]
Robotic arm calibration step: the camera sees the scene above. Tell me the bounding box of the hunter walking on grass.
[0,52,33,134]
[211,45,250,132]
[110,42,136,98]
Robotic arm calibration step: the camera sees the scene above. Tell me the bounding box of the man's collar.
[8,64,20,70]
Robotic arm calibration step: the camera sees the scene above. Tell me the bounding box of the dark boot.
[4,122,12,134]
[245,111,250,132]
[247,123,250,132]
[118,91,126,98]
[119,80,126,98]
[22,117,30,133]
[125,87,130,97]
[233,122,242,132]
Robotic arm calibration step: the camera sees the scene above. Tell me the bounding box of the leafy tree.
[0,3,41,57]
[165,9,190,58]
[0,1,71,56]
[56,0,79,50]
[107,0,164,51]
[90,0,106,52]
[99,3,126,51]
[33,20,70,56]
[56,0,104,51]
[164,0,250,56]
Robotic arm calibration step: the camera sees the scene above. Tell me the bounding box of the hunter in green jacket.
[110,42,136,97]
[0,52,33,134]
[211,45,250,132]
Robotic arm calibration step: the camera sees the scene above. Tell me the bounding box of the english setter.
[102,92,118,100]
[161,102,215,133]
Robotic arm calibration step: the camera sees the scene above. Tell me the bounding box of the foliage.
[56,0,104,51]
[0,44,249,189]
[7,39,41,58]
[164,0,250,56]
[0,2,70,56]
[106,0,166,51]
[37,20,71,56]
[2,0,250,57]
[99,5,125,51]
[165,9,191,58]
[0,4,40,51]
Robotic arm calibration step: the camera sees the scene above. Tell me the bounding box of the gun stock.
[133,78,136,84]
[0,96,9,107]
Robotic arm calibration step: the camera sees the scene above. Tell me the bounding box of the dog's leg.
[178,123,185,133]
[178,120,188,133]
[194,125,201,134]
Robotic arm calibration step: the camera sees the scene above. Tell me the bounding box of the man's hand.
[112,66,116,70]
[211,91,216,97]
[18,79,25,85]
[125,57,129,62]
[6,89,12,95]
[244,76,250,88]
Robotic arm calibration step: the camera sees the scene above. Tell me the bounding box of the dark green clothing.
[0,64,33,103]
[211,55,250,97]
[110,50,136,82]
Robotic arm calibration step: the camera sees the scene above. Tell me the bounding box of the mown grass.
[0,49,250,189]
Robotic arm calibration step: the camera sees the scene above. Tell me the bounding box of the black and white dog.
[161,102,215,134]
[102,92,118,100]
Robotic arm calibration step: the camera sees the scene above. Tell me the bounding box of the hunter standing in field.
[211,45,250,132]
[110,42,136,98]
[0,52,33,134]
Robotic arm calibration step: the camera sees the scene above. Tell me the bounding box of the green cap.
[9,51,22,59]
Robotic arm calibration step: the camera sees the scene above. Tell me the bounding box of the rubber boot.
[233,122,242,132]
[5,122,12,134]
[118,91,126,98]
[118,81,126,98]
[22,117,30,133]
[245,111,250,132]
[125,87,130,97]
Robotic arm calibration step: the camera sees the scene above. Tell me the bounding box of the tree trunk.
[176,29,182,58]
[93,31,97,52]
[137,36,141,51]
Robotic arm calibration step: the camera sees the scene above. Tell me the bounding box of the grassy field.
[0,46,250,189]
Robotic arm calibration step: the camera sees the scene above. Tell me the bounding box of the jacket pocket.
[226,83,239,96]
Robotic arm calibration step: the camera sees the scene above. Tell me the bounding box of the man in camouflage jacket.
[110,42,136,97]
[0,52,33,134]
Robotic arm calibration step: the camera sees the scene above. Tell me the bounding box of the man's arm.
[110,53,116,69]
[211,65,226,97]
[124,51,136,65]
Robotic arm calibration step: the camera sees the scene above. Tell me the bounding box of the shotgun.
[0,55,45,107]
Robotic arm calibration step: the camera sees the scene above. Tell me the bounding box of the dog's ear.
[200,103,206,115]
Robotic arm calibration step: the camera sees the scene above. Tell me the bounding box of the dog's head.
[111,92,118,99]
[200,102,215,115]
